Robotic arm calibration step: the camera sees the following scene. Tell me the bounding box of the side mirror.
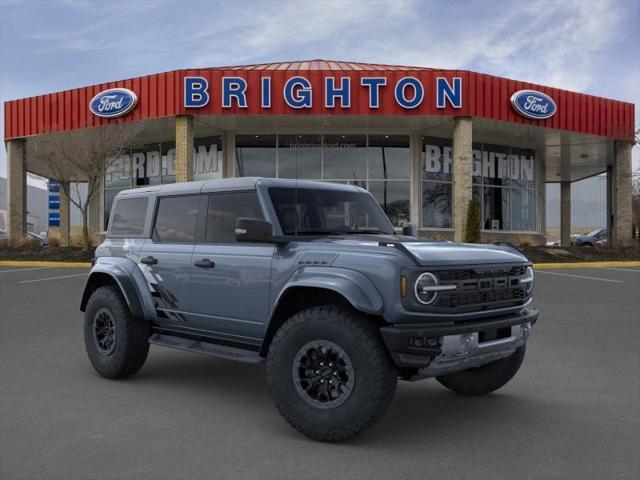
[401,222,417,236]
[235,217,274,243]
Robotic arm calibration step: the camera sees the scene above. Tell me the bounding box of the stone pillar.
[222,132,236,178]
[59,182,70,247]
[175,115,194,183]
[560,181,571,246]
[611,141,633,247]
[6,139,27,244]
[409,133,422,226]
[452,117,473,243]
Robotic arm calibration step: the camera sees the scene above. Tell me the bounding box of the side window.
[205,191,263,243]
[153,195,200,243]
[110,197,148,236]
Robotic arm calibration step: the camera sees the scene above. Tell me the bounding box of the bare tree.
[27,121,144,251]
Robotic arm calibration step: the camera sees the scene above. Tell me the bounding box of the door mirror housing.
[401,222,417,236]
[235,218,275,243]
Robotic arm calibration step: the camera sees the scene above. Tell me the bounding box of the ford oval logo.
[89,88,138,118]
[510,89,556,120]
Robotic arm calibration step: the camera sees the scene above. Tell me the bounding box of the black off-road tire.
[84,285,151,379]
[436,345,526,396]
[267,305,397,442]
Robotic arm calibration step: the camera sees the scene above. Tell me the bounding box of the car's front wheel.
[436,346,526,396]
[84,285,151,379]
[267,305,397,442]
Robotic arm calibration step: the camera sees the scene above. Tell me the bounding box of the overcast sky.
[1,0,638,181]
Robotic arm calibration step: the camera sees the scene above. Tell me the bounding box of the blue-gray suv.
[81,178,538,441]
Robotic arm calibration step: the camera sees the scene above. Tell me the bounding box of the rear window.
[110,197,148,236]
[153,195,200,243]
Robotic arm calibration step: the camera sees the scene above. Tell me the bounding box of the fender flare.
[80,259,155,320]
[272,266,384,317]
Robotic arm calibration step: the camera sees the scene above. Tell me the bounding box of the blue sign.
[48,212,60,227]
[89,88,138,118]
[48,181,60,193]
[510,90,556,120]
[49,199,60,210]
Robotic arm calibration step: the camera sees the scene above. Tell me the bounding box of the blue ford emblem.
[510,89,556,120]
[89,88,138,118]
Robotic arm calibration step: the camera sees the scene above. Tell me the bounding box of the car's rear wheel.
[267,305,397,442]
[436,346,526,396]
[84,285,151,379]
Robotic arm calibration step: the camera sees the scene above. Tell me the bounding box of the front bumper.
[380,307,538,375]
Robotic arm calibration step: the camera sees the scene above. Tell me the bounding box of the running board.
[149,333,264,364]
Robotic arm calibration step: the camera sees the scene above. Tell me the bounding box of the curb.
[0,261,92,268]
[533,261,640,269]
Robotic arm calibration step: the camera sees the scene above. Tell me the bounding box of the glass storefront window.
[422,181,452,228]
[482,144,510,187]
[368,135,410,180]
[322,135,367,180]
[161,141,176,184]
[510,188,535,231]
[131,143,162,186]
[483,186,509,231]
[368,181,410,227]
[194,136,223,181]
[235,135,276,177]
[278,134,322,179]
[421,136,537,232]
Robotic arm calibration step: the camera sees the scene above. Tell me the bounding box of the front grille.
[430,265,529,311]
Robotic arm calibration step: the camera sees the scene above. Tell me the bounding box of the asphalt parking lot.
[1,265,639,480]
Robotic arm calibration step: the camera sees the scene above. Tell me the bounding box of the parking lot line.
[600,267,640,273]
[0,266,57,274]
[18,273,89,284]
[535,270,624,283]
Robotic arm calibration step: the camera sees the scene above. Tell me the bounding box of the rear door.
[139,194,202,325]
[189,191,274,342]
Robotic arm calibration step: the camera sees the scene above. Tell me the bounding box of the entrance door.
[189,191,274,343]
[139,194,201,325]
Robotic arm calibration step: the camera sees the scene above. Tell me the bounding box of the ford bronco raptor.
[81,178,537,441]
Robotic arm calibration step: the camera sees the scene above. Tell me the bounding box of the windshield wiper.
[344,228,386,234]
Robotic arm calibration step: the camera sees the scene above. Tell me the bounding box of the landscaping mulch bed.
[520,245,640,263]
[0,244,95,262]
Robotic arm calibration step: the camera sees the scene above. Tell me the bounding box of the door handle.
[194,258,215,268]
[140,256,158,265]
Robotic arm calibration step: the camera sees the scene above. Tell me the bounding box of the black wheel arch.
[80,271,145,320]
[260,286,384,357]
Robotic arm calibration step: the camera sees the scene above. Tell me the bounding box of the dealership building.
[3,60,635,246]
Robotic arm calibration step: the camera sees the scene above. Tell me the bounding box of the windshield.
[268,187,395,236]
[587,229,603,237]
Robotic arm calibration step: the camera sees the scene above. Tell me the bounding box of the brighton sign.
[510,89,557,120]
[89,88,138,118]
[183,76,463,110]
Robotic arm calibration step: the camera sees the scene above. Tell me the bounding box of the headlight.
[414,272,455,305]
[521,266,534,294]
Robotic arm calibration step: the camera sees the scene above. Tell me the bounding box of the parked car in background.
[27,231,48,246]
[571,228,607,247]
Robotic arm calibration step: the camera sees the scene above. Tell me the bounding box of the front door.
[139,194,201,325]
[189,191,274,342]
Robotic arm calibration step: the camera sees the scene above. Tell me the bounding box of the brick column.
[175,115,194,183]
[222,132,236,178]
[611,141,633,247]
[59,182,71,247]
[560,181,571,246]
[409,133,422,226]
[452,117,473,242]
[6,139,27,244]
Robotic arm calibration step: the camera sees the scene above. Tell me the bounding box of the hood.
[306,235,529,267]
[401,241,528,267]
